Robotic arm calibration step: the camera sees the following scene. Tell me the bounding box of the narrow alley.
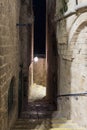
[0,0,87,130]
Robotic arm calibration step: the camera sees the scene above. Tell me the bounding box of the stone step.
[12,127,38,129]
[20,111,52,119]
[11,117,86,130]
[11,128,38,130]
[11,124,41,130]
[15,119,42,124]
[11,118,48,130]
[50,118,86,130]
[22,104,56,111]
[51,118,68,123]
[15,120,48,125]
[21,110,52,114]
[13,123,41,127]
[52,123,82,128]
[50,128,86,130]
[16,118,48,122]
[14,123,42,128]
[25,101,56,107]
[21,100,56,119]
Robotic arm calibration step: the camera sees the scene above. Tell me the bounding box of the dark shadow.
[18,66,23,117]
[47,0,71,122]
[8,77,15,114]
[46,0,58,107]
[19,0,33,101]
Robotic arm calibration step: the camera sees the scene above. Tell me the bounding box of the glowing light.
[34,57,38,62]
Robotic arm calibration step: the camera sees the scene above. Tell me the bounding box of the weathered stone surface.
[33,58,46,86]
[0,0,21,129]
[47,0,87,128]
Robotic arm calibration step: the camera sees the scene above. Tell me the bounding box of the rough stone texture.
[53,0,87,127]
[0,0,33,129]
[28,58,46,101]
[19,0,33,98]
[20,0,33,71]
[0,0,20,130]
[33,58,46,86]
[46,0,58,103]
[47,0,87,128]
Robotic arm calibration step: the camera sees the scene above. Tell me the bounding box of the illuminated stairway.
[11,101,55,130]
[20,100,56,119]
[11,100,86,130]
[49,118,86,130]
[11,118,86,130]
[11,118,49,130]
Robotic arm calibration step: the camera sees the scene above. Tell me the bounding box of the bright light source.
[34,57,38,62]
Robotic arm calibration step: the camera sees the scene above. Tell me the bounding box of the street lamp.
[29,56,38,93]
[29,57,38,87]
[33,56,38,62]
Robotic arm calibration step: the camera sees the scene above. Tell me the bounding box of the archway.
[71,23,87,126]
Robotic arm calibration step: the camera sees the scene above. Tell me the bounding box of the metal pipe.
[53,11,76,22]
[57,92,87,97]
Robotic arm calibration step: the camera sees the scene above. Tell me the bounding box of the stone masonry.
[0,0,20,130]
[19,0,33,98]
[47,0,87,128]
[33,58,46,87]
[0,0,33,130]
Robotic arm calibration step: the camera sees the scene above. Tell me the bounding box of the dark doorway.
[33,0,46,55]
[8,77,15,114]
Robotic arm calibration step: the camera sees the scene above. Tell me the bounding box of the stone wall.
[28,58,46,101]
[20,0,33,72]
[0,0,20,130]
[48,0,87,128]
[56,0,87,128]
[46,0,58,104]
[33,58,46,86]
[20,0,32,96]
[19,0,33,98]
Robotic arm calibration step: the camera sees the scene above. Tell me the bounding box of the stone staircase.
[11,100,55,130]
[49,118,86,130]
[11,100,86,130]
[11,118,86,130]
[11,118,48,130]
[20,100,56,119]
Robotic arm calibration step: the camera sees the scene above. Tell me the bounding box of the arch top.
[69,12,87,43]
